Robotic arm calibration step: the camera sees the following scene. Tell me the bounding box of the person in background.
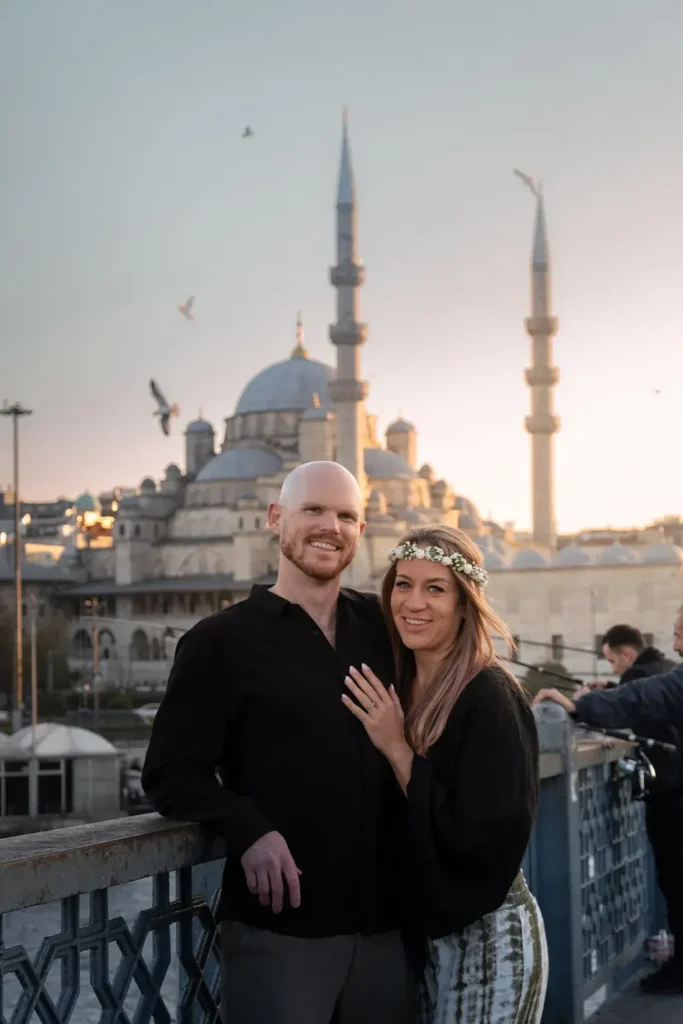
[575,624,674,697]
[344,526,547,1023]
[142,462,412,1024]
[534,607,683,994]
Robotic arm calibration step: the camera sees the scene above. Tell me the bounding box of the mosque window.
[594,636,606,659]
[551,635,564,661]
[154,524,159,539]
[134,524,141,538]
[238,517,244,529]
[510,636,521,661]
[119,524,125,537]
[644,632,655,647]
[255,517,261,530]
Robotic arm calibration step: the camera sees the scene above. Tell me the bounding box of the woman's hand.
[342,664,410,761]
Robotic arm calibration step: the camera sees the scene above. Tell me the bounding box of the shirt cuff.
[212,798,276,859]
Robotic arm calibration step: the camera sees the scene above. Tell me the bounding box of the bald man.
[143,462,413,1024]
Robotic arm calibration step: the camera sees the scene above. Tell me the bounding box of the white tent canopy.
[12,723,117,758]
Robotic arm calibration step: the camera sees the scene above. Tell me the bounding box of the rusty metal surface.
[0,814,227,914]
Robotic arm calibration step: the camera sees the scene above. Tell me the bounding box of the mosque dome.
[165,463,182,480]
[387,417,415,434]
[484,550,509,570]
[235,352,335,416]
[12,722,117,757]
[186,418,214,435]
[73,492,100,514]
[596,542,639,566]
[453,495,479,516]
[364,448,416,480]
[140,478,157,493]
[195,447,283,483]
[512,549,548,569]
[552,544,593,567]
[642,543,683,565]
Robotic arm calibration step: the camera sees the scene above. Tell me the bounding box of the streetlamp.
[0,401,33,731]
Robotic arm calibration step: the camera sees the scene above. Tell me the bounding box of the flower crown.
[388,542,489,587]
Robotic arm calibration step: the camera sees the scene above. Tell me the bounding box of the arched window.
[255,517,261,530]
[71,629,92,655]
[238,517,244,530]
[130,630,150,662]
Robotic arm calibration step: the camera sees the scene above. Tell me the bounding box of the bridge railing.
[0,711,657,1024]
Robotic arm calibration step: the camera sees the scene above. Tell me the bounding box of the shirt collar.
[248,583,363,618]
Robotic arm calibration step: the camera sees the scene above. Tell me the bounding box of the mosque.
[57,119,682,688]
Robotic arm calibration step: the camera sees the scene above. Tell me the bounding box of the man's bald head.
[269,462,365,582]
[278,461,363,510]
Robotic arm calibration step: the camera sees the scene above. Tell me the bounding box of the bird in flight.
[242,126,254,139]
[178,296,195,320]
[513,169,542,199]
[149,379,180,437]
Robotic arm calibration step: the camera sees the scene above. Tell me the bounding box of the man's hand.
[240,831,302,913]
[574,680,609,699]
[532,687,576,714]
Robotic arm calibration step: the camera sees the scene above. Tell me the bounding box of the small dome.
[596,541,639,566]
[186,418,214,435]
[235,353,335,415]
[12,722,117,757]
[140,477,156,493]
[0,732,26,760]
[196,447,283,483]
[387,417,415,434]
[552,544,593,567]
[74,492,100,514]
[432,479,449,494]
[459,513,482,531]
[418,463,435,481]
[364,448,417,480]
[642,543,683,565]
[453,495,479,516]
[165,463,182,480]
[512,549,548,569]
[484,550,509,570]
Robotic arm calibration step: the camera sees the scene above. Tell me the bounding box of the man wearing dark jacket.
[142,462,412,1024]
[534,610,683,993]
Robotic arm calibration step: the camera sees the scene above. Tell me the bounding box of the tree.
[0,604,71,711]
[522,661,579,700]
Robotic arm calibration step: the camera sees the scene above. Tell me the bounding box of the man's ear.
[267,502,282,533]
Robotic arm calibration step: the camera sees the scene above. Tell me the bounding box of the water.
[2,879,182,1023]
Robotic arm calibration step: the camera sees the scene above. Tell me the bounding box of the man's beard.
[279,530,356,582]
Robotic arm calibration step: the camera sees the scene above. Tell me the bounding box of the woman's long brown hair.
[381,525,519,755]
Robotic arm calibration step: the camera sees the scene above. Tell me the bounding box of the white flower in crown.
[388,541,489,587]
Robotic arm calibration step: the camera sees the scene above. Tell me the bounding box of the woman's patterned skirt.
[417,873,548,1024]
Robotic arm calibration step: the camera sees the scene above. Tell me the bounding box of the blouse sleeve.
[405,673,539,935]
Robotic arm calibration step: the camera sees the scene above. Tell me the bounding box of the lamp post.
[0,401,33,731]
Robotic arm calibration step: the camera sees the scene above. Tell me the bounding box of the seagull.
[149,379,180,437]
[242,126,254,139]
[178,296,195,320]
[513,169,541,199]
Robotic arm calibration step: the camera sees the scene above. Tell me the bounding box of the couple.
[143,461,548,1024]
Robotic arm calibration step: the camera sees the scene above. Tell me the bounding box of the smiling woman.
[344,525,548,1024]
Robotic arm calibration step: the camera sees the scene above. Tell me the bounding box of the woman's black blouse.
[404,665,539,939]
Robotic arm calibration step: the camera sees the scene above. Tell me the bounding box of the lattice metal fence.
[0,869,222,1024]
[578,761,650,984]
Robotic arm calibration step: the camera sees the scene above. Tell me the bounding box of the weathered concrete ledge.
[0,814,227,914]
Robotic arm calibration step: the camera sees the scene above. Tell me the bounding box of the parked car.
[133,703,160,724]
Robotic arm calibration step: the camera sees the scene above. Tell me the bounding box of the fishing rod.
[502,657,585,687]
[574,722,677,754]
[497,636,602,657]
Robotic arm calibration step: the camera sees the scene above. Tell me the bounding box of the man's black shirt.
[142,585,401,937]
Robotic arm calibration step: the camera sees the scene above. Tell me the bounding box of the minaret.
[328,111,368,493]
[524,185,560,549]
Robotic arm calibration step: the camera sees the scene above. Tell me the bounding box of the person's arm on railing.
[534,663,683,730]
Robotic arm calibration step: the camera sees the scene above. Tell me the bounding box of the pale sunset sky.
[0,0,681,533]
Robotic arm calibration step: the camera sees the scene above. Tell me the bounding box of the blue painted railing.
[0,710,658,1024]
